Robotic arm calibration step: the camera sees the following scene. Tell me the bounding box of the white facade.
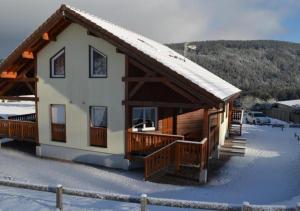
[37,23,127,167]
[218,102,230,146]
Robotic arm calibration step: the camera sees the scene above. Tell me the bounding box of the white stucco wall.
[37,23,125,155]
[218,102,229,146]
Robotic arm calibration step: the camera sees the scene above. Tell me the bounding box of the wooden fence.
[127,132,184,154]
[0,179,297,211]
[8,113,36,122]
[0,119,37,142]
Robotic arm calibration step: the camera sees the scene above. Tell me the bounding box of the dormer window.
[50,48,65,78]
[89,46,107,78]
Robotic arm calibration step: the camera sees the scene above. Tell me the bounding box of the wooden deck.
[127,131,214,180]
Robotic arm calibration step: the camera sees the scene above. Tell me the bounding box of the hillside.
[168,40,300,101]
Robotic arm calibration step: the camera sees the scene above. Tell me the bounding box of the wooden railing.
[90,127,107,147]
[144,138,208,180]
[0,119,37,142]
[231,109,244,124]
[8,113,36,122]
[209,126,219,156]
[127,132,184,154]
[51,123,66,142]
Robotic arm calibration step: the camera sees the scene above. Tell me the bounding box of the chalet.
[0,5,242,183]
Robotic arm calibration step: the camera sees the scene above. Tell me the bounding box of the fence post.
[296,203,300,211]
[56,184,63,210]
[140,193,147,211]
[242,201,251,211]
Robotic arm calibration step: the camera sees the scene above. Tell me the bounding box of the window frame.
[50,47,66,78]
[132,107,158,132]
[50,104,66,142]
[89,106,108,148]
[89,106,108,128]
[89,46,108,78]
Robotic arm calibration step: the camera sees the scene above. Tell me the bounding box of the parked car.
[246,111,271,124]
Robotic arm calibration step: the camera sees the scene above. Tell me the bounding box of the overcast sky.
[0,0,300,58]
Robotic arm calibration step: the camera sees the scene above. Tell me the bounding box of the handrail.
[127,131,184,154]
[145,138,207,159]
[130,131,184,139]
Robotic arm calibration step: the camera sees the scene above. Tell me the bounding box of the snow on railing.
[0,179,297,211]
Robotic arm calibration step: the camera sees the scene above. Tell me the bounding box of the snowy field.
[0,123,300,210]
[0,100,35,119]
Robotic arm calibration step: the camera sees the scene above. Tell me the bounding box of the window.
[90,106,107,147]
[50,48,65,78]
[50,104,66,142]
[89,46,107,78]
[132,107,157,132]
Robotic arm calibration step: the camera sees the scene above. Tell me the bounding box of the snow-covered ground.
[0,100,35,119]
[0,123,300,210]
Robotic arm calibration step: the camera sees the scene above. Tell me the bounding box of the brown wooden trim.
[122,100,206,109]
[0,96,39,101]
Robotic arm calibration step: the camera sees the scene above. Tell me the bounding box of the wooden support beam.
[25,83,35,94]
[1,78,38,83]
[22,51,34,59]
[0,96,38,101]
[122,100,205,109]
[122,77,166,82]
[163,81,200,104]
[128,72,153,99]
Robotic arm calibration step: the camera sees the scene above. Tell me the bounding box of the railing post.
[175,143,180,172]
[56,184,63,210]
[140,194,147,211]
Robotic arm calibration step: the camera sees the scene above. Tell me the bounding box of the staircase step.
[219,146,245,155]
[225,139,246,146]
[223,143,246,149]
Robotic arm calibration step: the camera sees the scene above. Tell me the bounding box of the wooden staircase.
[219,137,246,157]
[144,138,208,181]
[127,132,210,182]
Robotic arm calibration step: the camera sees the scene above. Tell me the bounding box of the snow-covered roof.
[66,5,240,101]
[277,99,300,108]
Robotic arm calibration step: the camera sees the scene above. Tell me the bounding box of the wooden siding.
[176,109,204,141]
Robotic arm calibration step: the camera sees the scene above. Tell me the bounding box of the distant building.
[265,99,300,123]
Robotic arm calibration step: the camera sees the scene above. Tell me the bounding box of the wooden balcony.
[90,127,107,147]
[229,108,244,136]
[51,123,66,142]
[231,108,244,124]
[0,119,37,142]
